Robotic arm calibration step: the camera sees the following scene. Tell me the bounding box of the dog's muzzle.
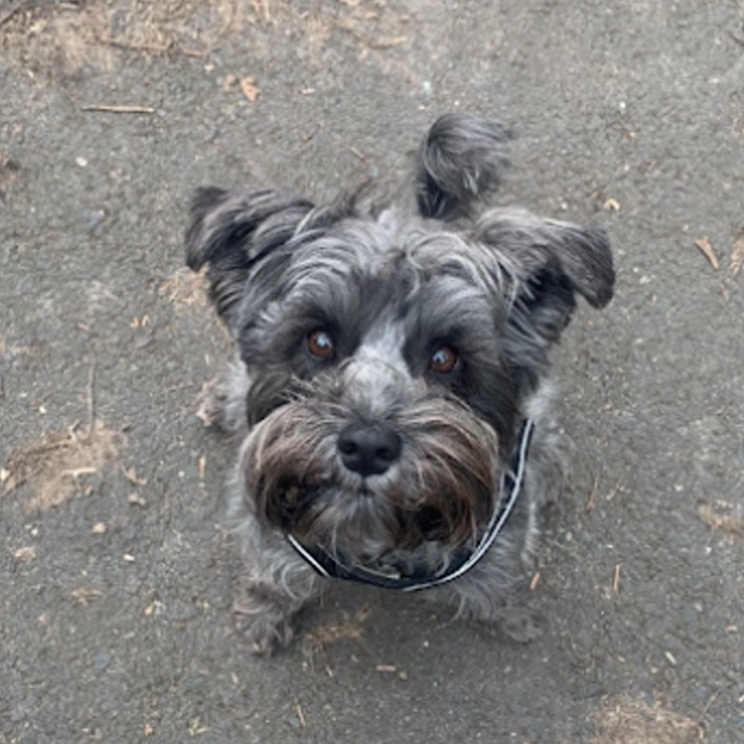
[286,419,535,591]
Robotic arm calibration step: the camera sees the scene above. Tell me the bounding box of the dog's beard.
[240,392,502,573]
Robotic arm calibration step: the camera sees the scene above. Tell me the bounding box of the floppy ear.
[185,187,315,327]
[414,113,511,221]
[475,210,614,388]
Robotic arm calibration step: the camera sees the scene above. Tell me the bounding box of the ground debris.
[693,237,719,271]
[697,501,744,539]
[0,148,21,202]
[730,233,744,277]
[593,696,703,743]
[71,587,103,606]
[240,76,261,102]
[81,103,155,114]
[158,268,208,309]
[2,422,124,512]
[13,545,36,562]
[1,1,253,75]
[302,605,371,657]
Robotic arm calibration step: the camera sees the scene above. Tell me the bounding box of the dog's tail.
[414,113,511,221]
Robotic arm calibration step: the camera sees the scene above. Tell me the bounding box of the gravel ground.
[1,1,743,742]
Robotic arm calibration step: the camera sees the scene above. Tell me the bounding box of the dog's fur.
[186,114,614,654]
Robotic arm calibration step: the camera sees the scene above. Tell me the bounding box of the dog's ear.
[185,187,316,325]
[475,210,614,387]
[415,113,511,221]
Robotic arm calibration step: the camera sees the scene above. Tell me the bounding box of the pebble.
[93,652,111,672]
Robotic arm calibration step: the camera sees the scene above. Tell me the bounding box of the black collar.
[286,419,535,592]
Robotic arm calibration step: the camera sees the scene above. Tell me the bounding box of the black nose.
[337,422,402,477]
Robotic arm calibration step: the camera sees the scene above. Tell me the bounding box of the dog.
[185,114,614,654]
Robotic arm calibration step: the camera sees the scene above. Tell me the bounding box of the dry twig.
[81,104,155,114]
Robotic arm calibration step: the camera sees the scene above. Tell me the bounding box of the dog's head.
[186,114,614,574]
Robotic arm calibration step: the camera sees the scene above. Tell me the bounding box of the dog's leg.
[428,551,545,643]
[196,356,250,434]
[231,518,324,654]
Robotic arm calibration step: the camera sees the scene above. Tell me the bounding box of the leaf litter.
[2,421,125,512]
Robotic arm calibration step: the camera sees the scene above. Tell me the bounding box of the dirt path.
[1,2,742,742]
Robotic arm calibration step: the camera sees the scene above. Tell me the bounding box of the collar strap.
[287,419,535,592]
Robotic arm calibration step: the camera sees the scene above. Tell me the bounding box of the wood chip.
[222,73,238,92]
[585,474,599,514]
[240,76,261,102]
[375,664,397,673]
[71,587,103,606]
[121,465,147,486]
[612,563,621,595]
[603,198,621,212]
[13,546,36,562]
[730,234,744,277]
[694,236,719,270]
[529,571,541,591]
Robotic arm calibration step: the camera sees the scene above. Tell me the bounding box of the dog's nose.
[337,422,402,477]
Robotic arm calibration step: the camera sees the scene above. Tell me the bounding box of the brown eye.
[429,345,458,374]
[306,329,336,360]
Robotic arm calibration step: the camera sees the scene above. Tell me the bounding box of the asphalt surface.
[1,1,743,742]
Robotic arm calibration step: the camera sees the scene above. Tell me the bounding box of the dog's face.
[186,115,614,576]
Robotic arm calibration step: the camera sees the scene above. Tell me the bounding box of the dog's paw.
[196,376,229,428]
[196,369,248,433]
[233,606,295,655]
[499,606,545,643]
[232,585,297,655]
[478,606,545,644]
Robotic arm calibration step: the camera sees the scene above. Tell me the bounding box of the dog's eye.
[429,345,459,374]
[306,329,336,360]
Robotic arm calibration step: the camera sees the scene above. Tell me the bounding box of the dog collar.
[286,419,535,592]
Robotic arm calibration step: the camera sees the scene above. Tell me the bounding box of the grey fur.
[186,114,614,653]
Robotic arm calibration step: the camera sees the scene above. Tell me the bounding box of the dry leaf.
[694,237,719,271]
[240,76,261,102]
[730,235,744,277]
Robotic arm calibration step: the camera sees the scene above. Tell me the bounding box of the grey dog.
[185,114,614,654]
